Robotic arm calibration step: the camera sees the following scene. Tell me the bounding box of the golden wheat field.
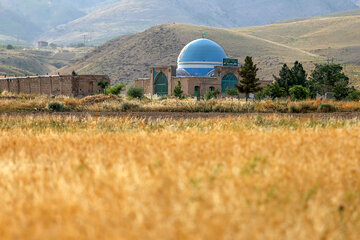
[0,114,359,240]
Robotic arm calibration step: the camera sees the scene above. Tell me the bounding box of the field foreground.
[0,115,359,239]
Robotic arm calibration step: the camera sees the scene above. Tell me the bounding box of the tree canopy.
[273,61,307,95]
[307,64,349,98]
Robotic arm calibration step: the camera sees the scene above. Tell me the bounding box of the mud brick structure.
[0,75,110,97]
[135,65,272,97]
[135,37,272,97]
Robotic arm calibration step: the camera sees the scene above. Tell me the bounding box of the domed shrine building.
[135,37,267,97]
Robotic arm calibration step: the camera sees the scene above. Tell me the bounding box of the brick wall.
[0,75,110,97]
[135,78,151,94]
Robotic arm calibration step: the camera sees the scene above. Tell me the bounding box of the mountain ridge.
[1,0,358,44]
[42,0,358,44]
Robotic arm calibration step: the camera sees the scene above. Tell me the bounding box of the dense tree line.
[170,56,360,101]
[261,61,360,101]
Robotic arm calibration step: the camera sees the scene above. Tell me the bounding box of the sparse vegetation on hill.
[234,12,360,61]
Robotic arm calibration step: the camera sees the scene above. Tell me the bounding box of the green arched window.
[154,72,168,96]
[221,73,238,93]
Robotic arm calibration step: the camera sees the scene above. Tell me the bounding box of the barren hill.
[58,24,319,84]
[234,10,360,64]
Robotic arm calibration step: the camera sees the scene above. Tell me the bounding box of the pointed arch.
[154,72,168,96]
[221,73,238,93]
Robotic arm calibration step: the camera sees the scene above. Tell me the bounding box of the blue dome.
[177,39,227,77]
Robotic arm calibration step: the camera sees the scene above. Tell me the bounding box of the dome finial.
[202,32,206,38]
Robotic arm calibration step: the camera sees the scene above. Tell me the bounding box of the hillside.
[0,46,89,77]
[233,11,360,64]
[0,0,105,43]
[41,0,358,44]
[59,10,360,86]
[58,24,319,84]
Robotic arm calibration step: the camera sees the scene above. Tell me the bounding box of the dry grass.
[0,115,359,239]
[1,92,360,113]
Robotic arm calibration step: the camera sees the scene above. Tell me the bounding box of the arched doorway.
[154,72,168,96]
[221,73,238,93]
[194,86,200,97]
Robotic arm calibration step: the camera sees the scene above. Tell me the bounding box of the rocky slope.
[42,0,358,44]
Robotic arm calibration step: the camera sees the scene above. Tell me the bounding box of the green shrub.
[48,102,64,112]
[318,103,336,113]
[262,82,286,100]
[349,89,360,101]
[121,102,140,112]
[289,85,309,101]
[105,84,125,95]
[226,88,238,97]
[127,87,144,99]
[205,89,220,100]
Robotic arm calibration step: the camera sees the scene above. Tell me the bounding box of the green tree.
[173,80,184,99]
[333,81,349,101]
[349,88,360,101]
[127,86,144,99]
[308,64,349,98]
[6,44,14,50]
[273,64,293,94]
[204,89,220,100]
[292,61,307,86]
[72,70,78,76]
[274,61,307,95]
[105,84,125,95]
[236,56,262,101]
[289,85,309,101]
[97,80,109,93]
[262,82,286,100]
[226,88,238,97]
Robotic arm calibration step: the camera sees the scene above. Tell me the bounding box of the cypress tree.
[273,64,293,94]
[292,61,307,87]
[236,56,262,101]
[173,80,184,99]
[274,61,308,95]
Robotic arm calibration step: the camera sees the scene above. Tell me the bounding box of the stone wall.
[0,75,110,97]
